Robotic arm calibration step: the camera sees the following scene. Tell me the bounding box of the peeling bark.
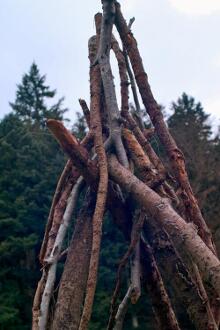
[52,189,95,330]
[32,3,220,327]
[96,0,129,168]
[78,34,109,330]
[79,98,90,128]
[108,210,145,330]
[113,286,132,330]
[47,119,98,185]
[39,160,72,264]
[144,218,217,330]
[130,240,141,304]
[141,237,180,330]
[111,33,166,177]
[108,155,220,293]
[114,1,215,253]
[38,178,84,330]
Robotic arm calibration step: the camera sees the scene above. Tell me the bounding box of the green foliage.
[1,81,220,329]
[90,215,155,330]
[168,93,220,252]
[0,64,66,329]
[9,62,67,128]
[72,111,88,140]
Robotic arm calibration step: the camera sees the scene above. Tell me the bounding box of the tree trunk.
[52,190,95,330]
[108,155,220,294]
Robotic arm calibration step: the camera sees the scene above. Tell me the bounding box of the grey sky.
[1,0,220,125]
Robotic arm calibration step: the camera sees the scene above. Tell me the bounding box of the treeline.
[0,64,219,329]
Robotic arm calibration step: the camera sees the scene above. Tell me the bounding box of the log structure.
[32,1,220,329]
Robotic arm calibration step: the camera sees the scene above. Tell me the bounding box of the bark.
[113,286,132,330]
[47,119,98,185]
[191,263,218,330]
[52,190,96,330]
[111,33,166,176]
[111,34,129,117]
[44,180,74,260]
[130,240,141,304]
[47,118,132,241]
[39,130,94,264]
[78,35,109,330]
[38,178,84,330]
[96,0,129,168]
[33,130,95,329]
[39,160,72,263]
[123,128,217,327]
[114,1,215,253]
[79,98,90,128]
[47,118,220,294]
[123,49,145,130]
[144,218,218,330]
[122,128,160,187]
[122,128,179,206]
[141,238,180,330]
[32,181,74,330]
[47,120,220,294]
[108,210,145,330]
[108,155,220,294]
[32,272,47,330]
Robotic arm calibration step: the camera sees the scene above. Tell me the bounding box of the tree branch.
[113,286,132,330]
[38,177,84,330]
[114,1,215,253]
[78,34,109,330]
[95,1,129,168]
[108,155,220,294]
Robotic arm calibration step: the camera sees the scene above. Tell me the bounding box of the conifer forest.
[1,1,220,329]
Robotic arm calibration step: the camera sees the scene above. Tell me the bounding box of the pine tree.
[10,62,67,128]
[0,64,67,329]
[168,93,220,252]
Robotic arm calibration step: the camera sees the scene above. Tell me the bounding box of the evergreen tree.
[72,111,88,140]
[10,62,67,128]
[168,93,220,253]
[0,64,67,329]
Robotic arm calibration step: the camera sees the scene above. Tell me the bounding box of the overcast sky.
[1,0,220,126]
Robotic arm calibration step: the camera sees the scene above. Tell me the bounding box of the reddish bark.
[111,32,166,176]
[52,190,95,330]
[39,160,72,264]
[44,180,73,260]
[141,239,180,330]
[39,131,94,264]
[95,0,129,167]
[114,1,215,253]
[108,210,145,329]
[78,98,90,128]
[108,155,220,293]
[47,119,98,185]
[144,219,218,329]
[79,35,108,330]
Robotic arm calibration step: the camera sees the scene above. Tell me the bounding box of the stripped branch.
[95,0,129,168]
[38,177,84,330]
[113,286,132,330]
[130,238,141,304]
[39,160,72,263]
[108,210,145,330]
